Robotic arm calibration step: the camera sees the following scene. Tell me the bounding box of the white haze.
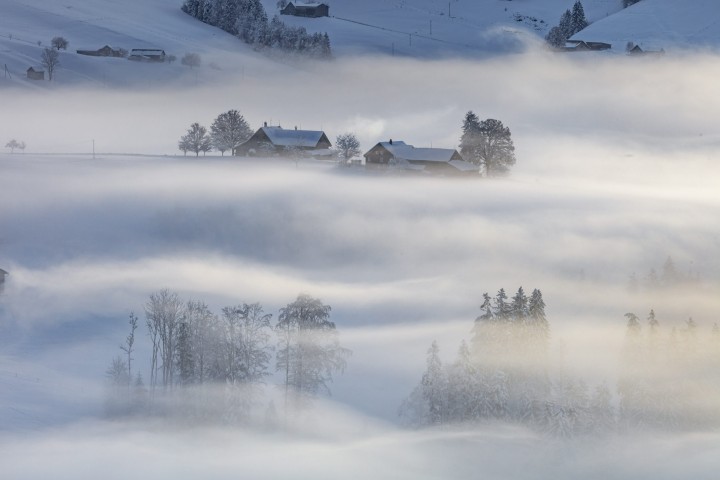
[1,50,720,477]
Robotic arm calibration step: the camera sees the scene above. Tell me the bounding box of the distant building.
[236,124,332,157]
[364,140,479,176]
[77,45,125,57]
[0,268,7,282]
[628,45,665,56]
[280,2,329,18]
[562,40,611,52]
[128,49,166,62]
[26,67,45,80]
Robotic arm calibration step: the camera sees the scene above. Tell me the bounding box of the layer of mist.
[1,49,719,477]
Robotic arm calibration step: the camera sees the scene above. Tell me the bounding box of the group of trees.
[5,139,26,154]
[178,109,253,156]
[401,288,720,436]
[628,256,698,293]
[545,1,589,48]
[619,310,720,430]
[181,0,332,58]
[460,111,516,176]
[106,291,350,422]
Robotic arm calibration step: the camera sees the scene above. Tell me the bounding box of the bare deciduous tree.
[40,47,60,81]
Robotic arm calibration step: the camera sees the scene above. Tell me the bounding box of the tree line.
[400,288,720,436]
[181,0,331,58]
[105,291,351,423]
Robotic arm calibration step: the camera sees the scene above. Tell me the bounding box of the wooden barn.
[77,45,125,57]
[236,124,332,157]
[364,140,479,176]
[281,2,329,18]
[563,40,611,52]
[26,67,45,80]
[628,45,665,56]
[128,48,166,62]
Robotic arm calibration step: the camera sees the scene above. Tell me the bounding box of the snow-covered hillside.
[0,0,625,88]
[572,0,720,51]
[3,0,720,88]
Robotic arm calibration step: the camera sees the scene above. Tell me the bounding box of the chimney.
[294,126,297,130]
[389,139,393,145]
[264,121,267,127]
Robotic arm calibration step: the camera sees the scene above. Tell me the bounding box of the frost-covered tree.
[181,52,202,69]
[145,289,185,392]
[119,313,138,391]
[179,122,212,157]
[210,110,253,156]
[545,2,589,48]
[459,112,516,176]
[421,341,447,425]
[334,133,361,163]
[5,139,20,154]
[40,47,60,81]
[276,294,350,409]
[51,36,69,50]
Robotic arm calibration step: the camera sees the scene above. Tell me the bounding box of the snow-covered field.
[2,0,720,478]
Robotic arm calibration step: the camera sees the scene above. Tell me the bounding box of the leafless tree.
[40,48,60,81]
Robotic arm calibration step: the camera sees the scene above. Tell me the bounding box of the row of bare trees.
[106,291,350,423]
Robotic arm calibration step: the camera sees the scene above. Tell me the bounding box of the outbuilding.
[280,2,329,18]
[364,140,478,176]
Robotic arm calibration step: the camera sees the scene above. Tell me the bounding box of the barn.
[364,140,479,176]
[236,124,332,157]
[280,2,329,18]
[128,49,166,62]
[26,67,45,80]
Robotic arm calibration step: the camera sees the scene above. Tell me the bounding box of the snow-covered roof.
[448,160,480,172]
[262,126,326,147]
[378,141,459,163]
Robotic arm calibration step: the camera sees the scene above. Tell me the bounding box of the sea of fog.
[1,51,719,478]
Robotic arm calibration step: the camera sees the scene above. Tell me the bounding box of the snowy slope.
[0,0,290,88]
[0,0,628,88]
[571,0,720,51]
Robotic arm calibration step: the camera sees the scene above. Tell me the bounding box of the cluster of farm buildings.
[236,124,480,176]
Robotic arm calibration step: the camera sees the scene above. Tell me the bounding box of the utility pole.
[448,2,452,18]
[430,20,432,35]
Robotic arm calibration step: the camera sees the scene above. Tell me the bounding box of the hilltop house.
[236,124,332,157]
[280,2,329,18]
[364,140,478,175]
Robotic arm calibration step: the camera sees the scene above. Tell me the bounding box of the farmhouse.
[128,48,166,62]
[562,40,611,52]
[236,124,332,157]
[364,140,479,175]
[280,2,329,18]
[77,45,125,57]
[26,67,45,80]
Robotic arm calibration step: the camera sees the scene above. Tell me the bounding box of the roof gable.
[376,141,460,162]
[261,126,327,147]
